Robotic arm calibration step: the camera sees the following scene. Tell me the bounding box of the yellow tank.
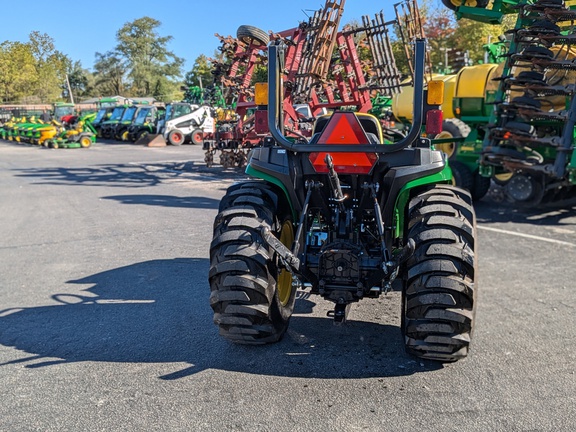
[391,74,457,122]
[453,63,499,117]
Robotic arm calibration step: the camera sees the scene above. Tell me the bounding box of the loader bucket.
[137,134,166,147]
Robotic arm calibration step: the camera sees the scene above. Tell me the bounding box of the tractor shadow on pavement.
[0,259,441,380]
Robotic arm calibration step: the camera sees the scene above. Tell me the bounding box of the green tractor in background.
[126,105,165,142]
[112,104,141,141]
[99,105,130,139]
[53,102,76,125]
[433,0,576,206]
[208,40,478,362]
[92,107,115,137]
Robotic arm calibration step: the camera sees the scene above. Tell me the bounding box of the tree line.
[0,17,203,105]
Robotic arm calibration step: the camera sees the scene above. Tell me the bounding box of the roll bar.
[267,39,427,153]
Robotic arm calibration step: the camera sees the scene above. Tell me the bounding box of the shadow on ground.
[0,259,440,379]
[102,194,220,209]
[474,197,576,227]
[14,164,165,188]
[13,161,248,188]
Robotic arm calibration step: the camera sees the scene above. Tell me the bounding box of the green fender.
[245,165,297,221]
[393,164,453,239]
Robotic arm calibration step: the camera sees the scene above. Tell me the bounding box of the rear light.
[427,80,444,105]
[426,109,443,136]
[255,83,268,106]
[254,109,268,134]
[309,151,378,174]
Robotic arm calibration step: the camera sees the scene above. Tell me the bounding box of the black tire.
[136,130,149,142]
[168,129,185,146]
[450,161,474,192]
[505,174,545,206]
[79,135,92,148]
[435,118,470,160]
[209,181,296,344]
[190,128,203,145]
[402,185,477,362]
[237,25,270,46]
[471,170,491,201]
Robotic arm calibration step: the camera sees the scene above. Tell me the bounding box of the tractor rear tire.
[209,181,296,344]
[403,185,477,362]
[237,25,270,46]
[168,130,184,146]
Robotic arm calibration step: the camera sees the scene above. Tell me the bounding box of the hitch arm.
[261,227,318,285]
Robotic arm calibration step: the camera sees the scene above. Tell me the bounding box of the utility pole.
[65,74,75,104]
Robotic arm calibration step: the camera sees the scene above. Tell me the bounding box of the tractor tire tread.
[403,185,477,362]
[209,182,292,344]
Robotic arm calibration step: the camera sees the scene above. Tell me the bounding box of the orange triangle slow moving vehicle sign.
[309,112,378,174]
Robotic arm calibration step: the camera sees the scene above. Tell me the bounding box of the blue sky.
[0,1,399,73]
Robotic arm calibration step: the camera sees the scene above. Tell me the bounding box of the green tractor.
[438,0,576,206]
[115,104,144,141]
[126,105,165,142]
[92,107,115,137]
[208,40,478,362]
[53,102,76,124]
[99,105,129,139]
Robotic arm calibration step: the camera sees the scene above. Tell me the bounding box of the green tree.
[64,61,94,102]
[0,41,37,103]
[185,54,214,88]
[432,0,511,70]
[115,16,183,101]
[0,32,70,103]
[28,31,71,102]
[93,51,127,96]
[388,0,511,76]
[448,18,509,64]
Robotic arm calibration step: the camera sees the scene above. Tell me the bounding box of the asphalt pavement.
[0,139,574,431]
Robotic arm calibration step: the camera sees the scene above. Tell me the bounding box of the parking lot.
[0,140,575,431]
